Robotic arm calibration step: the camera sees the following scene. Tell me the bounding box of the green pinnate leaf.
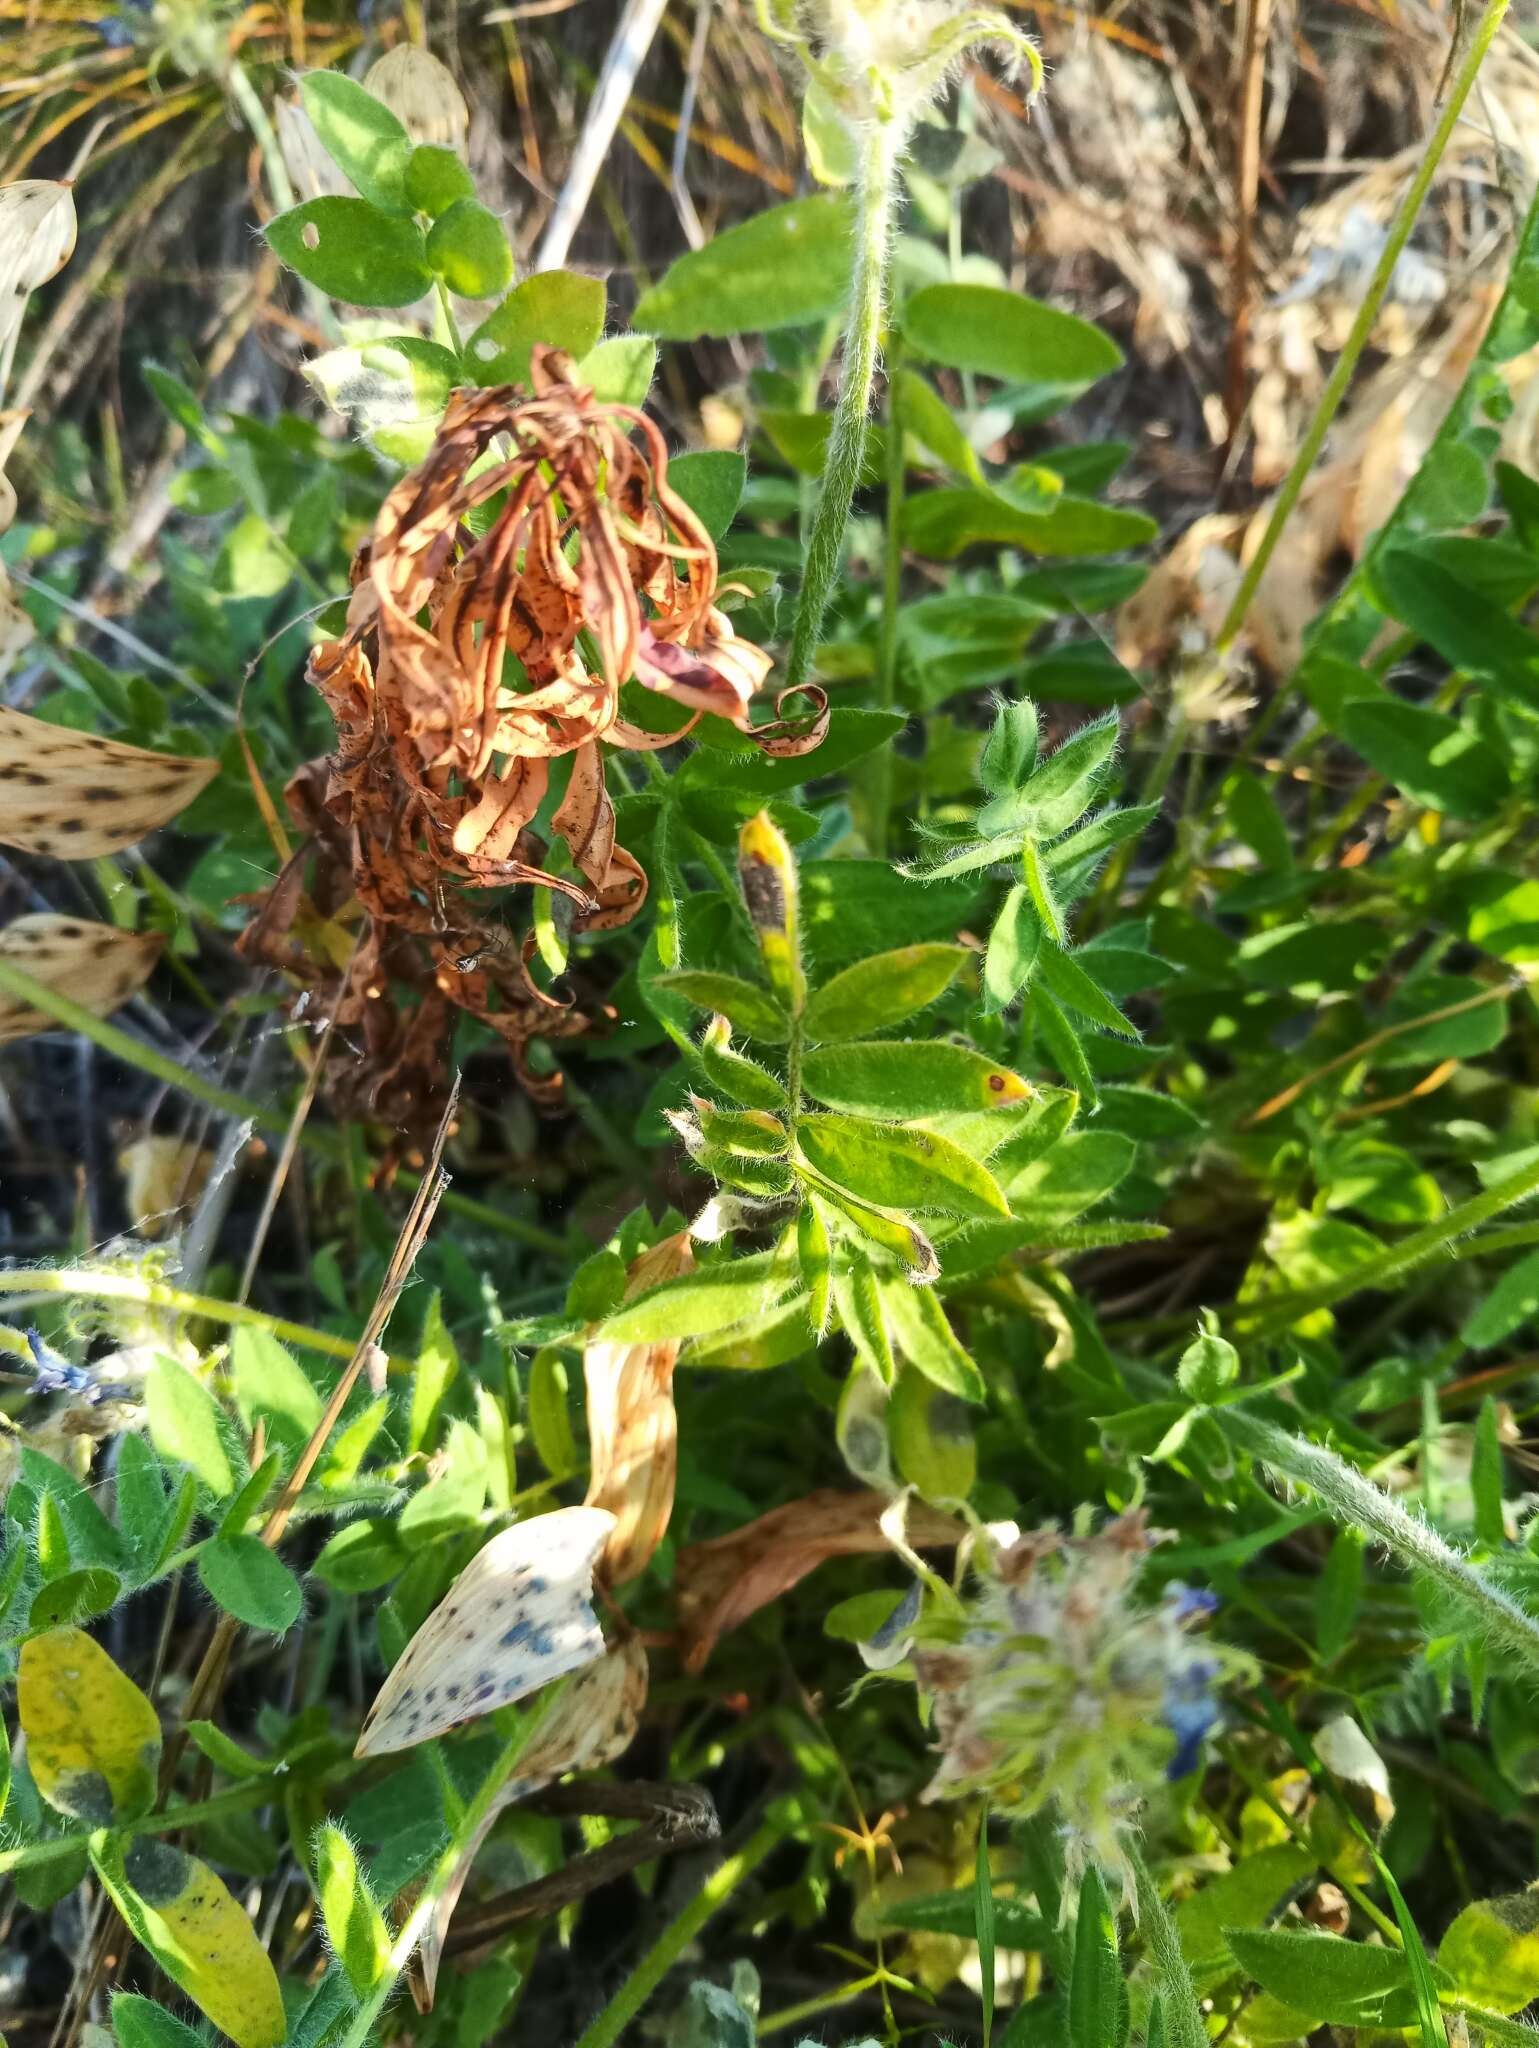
[197,1534,303,1634]
[803,944,968,1041]
[652,970,789,1042]
[633,192,854,338]
[798,1112,1010,1220]
[313,1823,393,1998]
[1224,1927,1424,2028]
[299,71,412,212]
[902,282,1122,395]
[145,1356,236,1496]
[266,197,432,307]
[404,141,475,216]
[426,197,513,298]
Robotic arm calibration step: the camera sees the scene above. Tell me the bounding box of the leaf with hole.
[466,271,606,383]
[266,197,432,308]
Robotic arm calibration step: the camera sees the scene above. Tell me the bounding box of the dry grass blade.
[0,914,162,1045]
[0,707,219,858]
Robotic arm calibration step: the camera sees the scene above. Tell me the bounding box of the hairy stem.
[1220,1409,1539,1678]
[867,331,907,857]
[1130,1842,1207,2048]
[785,118,902,690]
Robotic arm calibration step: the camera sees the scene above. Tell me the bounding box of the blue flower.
[1162,1657,1221,1779]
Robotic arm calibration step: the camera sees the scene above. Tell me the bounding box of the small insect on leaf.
[18,1626,161,1824]
[0,708,218,858]
[355,1503,616,1755]
[0,916,164,1045]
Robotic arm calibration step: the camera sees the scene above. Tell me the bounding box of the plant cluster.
[7,17,1539,2048]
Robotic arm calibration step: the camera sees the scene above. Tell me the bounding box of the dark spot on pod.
[82,785,123,803]
[737,851,784,932]
[988,1072,1007,1092]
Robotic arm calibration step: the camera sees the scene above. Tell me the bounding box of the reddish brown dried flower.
[239,348,807,1133]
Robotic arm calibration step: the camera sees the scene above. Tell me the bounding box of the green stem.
[0,957,565,1255]
[0,1264,402,1368]
[335,1698,561,2048]
[1130,1842,1207,2048]
[868,334,907,857]
[785,118,902,690]
[0,1779,279,1875]
[1213,0,1509,679]
[224,59,297,215]
[1233,1149,1539,1337]
[573,1809,796,2048]
[1220,1408,1539,1679]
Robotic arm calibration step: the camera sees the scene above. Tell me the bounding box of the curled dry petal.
[675,1487,963,1674]
[0,915,163,1045]
[0,708,218,858]
[239,348,779,1128]
[584,1232,693,1586]
[407,1636,647,2012]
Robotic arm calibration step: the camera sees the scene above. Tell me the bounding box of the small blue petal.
[1167,1584,1219,1623]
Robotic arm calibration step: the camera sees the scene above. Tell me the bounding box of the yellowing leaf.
[17,1626,161,1823]
[1438,1891,1539,2015]
[0,916,163,1045]
[96,1836,285,2048]
[0,710,218,859]
[584,1233,691,1586]
[355,1504,614,1755]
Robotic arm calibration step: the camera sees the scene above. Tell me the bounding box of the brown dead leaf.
[584,1233,692,1586]
[408,1635,647,2011]
[0,708,218,858]
[0,915,163,1044]
[676,1488,963,1674]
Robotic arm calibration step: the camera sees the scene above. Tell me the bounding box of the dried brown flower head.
[241,349,805,1134]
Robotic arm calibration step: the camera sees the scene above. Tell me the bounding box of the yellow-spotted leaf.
[0,709,218,858]
[17,1626,161,1824]
[802,1041,1031,1119]
[95,1836,285,2048]
[0,916,163,1045]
